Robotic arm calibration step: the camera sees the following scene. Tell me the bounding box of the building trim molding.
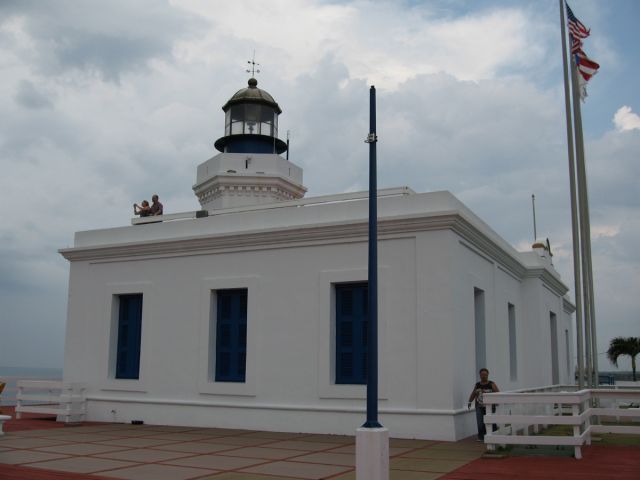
[194,174,307,209]
[60,212,567,294]
[86,395,469,416]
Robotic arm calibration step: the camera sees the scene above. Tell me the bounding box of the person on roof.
[150,194,163,216]
[133,200,151,217]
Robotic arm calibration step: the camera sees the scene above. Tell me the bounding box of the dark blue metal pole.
[363,85,382,429]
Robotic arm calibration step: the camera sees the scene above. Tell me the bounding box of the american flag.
[570,36,583,54]
[566,4,590,39]
[575,50,600,84]
[566,3,599,99]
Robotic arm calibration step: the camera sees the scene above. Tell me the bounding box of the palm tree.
[606,337,640,382]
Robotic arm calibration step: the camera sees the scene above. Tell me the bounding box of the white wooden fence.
[483,386,640,459]
[15,380,86,423]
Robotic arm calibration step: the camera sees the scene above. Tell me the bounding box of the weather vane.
[246,50,260,77]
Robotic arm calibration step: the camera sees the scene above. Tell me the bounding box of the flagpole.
[572,65,600,386]
[573,79,599,387]
[570,57,595,388]
[585,219,599,386]
[559,0,584,389]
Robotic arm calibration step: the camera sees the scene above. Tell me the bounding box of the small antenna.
[246,50,260,77]
[286,130,290,160]
[531,194,537,241]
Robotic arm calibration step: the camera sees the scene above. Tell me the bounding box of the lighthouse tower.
[193,78,307,211]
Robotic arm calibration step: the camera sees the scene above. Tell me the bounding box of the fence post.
[483,397,496,451]
[572,402,582,459]
[15,384,23,420]
[584,392,592,446]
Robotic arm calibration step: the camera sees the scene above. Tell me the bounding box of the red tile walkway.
[0,465,114,480]
[1,408,111,479]
[2,407,639,480]
[441,445,640,480]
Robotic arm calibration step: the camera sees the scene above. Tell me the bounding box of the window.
[115,294,143,380]
[508,303,517,381]
[550,312,559,384]
[474,288,486,373]
[215,289,248,383]
[565,329,571,380]
[198,276,258,397]
[335,283,368,385]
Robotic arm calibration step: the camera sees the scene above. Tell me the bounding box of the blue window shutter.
[335,283,368,384]
[116,294,142,379]
[215,289,248,382]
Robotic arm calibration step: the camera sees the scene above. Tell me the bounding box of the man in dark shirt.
[467,368,499,441]
[150,194,163,216]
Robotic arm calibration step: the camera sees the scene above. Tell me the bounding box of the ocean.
[0,366,63,406]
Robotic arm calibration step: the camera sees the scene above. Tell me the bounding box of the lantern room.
[214,78,288,155]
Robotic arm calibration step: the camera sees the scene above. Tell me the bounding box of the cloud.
[587,128,640,208]
[570,127,640,361]
[591,224,620,239]
[613,105,640,132]
[0,0,205,82]
[0,286,67,368]
[177,0,553,89]
[0,0,636,371]
[14,79,53,109]
[281,60,562,197]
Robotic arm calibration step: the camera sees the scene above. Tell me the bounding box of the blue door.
[336,283,368,384]
[215,289,248,382]
[115,294,142,379]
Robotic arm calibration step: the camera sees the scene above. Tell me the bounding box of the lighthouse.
[193,78,307,211]
[58,72,575,443]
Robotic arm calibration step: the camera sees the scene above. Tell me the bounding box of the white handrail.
[132,210,208,225]
[482,387,640,459]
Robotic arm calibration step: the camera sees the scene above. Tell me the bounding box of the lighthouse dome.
[222,78,282,114]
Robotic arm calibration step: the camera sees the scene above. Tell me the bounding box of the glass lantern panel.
[259,122,272,136]
[259,106,275,137]
[244,121,258,134]
[225,111,231,135]
[244,104,260,122]
[229,105,244,122]
[260,106,275,122]
[230,121,243,135]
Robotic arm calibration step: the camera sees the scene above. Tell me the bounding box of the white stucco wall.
[61,189,573,440]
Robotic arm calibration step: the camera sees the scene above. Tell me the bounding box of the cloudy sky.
[1,0,638,372]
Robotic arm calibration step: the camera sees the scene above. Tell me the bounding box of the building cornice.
[527,267,570,297]
[59,211,567,294]
[563,296,577,313]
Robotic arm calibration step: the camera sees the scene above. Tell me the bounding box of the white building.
[60,79,574,440]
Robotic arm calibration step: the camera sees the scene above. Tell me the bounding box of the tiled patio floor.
[1,408,639,480]
[0,409,484,479]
